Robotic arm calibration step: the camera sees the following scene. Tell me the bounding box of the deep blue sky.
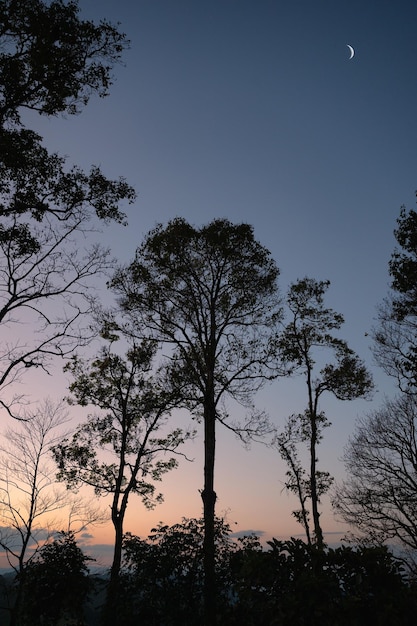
[21,0,417,549]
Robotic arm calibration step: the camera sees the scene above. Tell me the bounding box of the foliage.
[389,205,417,319]
[118,517,241,626]
[230,538,416,626]
[0,0,136,415]
[18,530,92,626]
[111,217,282,419]
[110,217,283,623]
[0,0,128,123]
[108,518,417,626]
[53,338,193,589]
[333,393,417,553]
[274,413,314,544]
[373,204,417,390]
[6,515,414,626]
[275,278,373,548]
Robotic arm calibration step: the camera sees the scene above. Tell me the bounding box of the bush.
[230,538,417,625]
[19,531,92,626]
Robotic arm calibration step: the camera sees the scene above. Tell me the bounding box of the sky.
[3,0,417,566]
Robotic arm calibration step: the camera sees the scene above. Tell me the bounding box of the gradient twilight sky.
[6,0,417,563]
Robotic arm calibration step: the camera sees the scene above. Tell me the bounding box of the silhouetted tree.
[373,202,417,390]
[0,398,103,625]
[52,337,193,619]
[0,0,128,123]
[110,217,282,625]
[0,0,135,416]
[19,530,92,626]
[276,278,373,548]
[120,517,237,625]
[117,519,417,626]
[274,413,313,545]
[230,538,416,626]
[333,393,417,556]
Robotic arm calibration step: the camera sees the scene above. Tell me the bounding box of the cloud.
[82,543,114,568]
[0,526,50,549]
[230,529,265,539]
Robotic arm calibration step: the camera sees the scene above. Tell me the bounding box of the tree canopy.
[374,204,417,390]
[0,0,128,123]
[0,0,135,414]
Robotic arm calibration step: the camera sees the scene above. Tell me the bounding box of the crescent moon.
[347,44,355,60]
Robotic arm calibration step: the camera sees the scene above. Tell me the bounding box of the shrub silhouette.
[18,531,92,626]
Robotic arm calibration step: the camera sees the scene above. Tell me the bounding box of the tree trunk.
[104,512,124,625]
[9,556,26,626]
[202,397,217,626]
[306,358,324,551]
[110,514,123,584]
[310,416,324,549]
[9,576,23,626]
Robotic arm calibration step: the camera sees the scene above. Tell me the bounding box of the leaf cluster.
[374,203,417,389]
[0,0,136,404]
[0,0,129,123]
[19,530,92,625]
[109,520,417,626]
[279,277,373,401]
[389,205,417,318]
[118,517,242,625]
[54,342,192,509]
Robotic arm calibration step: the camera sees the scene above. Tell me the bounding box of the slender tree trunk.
[9,569,24,626]
[104,511,124,625]
[279,437,312,546]
[202,395,217,626]
[111,515,123,584]
[10,539,31,625]
[294,467,312,547]
[306,356,324,550]
[310,415,323,549]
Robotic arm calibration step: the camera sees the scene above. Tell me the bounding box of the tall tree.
[0,0,136,415]
[110,217,282,625]
[0,398,103,626]
[276,278,373,548]
[52,337,193,612]
[333,393,417,556]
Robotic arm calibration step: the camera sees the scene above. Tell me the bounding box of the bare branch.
[333,393,417,552]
